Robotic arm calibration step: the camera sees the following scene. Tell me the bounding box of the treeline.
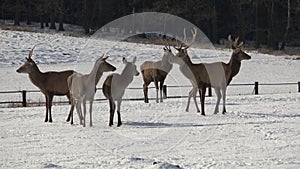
[1,0,300,49]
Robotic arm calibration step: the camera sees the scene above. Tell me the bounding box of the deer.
[169,28,251,115]
[102,57,139,127]
[16,46,74,123]
[140,43,173,103]
[67,55,116,127]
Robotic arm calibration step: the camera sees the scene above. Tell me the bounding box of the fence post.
[208,87,212,97]
[22,90,27,107]
[163,85,167,99]
[254,81,259,95]
[298,81,300,93]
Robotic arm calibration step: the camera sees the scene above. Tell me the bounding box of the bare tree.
[14,0,21,26]
[281,0,290,50]
[58,0,64,31]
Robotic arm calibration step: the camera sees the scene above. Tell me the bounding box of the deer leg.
[89,100,93,127]
[82,99,87,127]
[70,104,74,124]
[109,98,115,127]
[159,81,164,102]
[186,87,199,112]
[214,88,221,114]
[186,88,193,112]
[45,95,49,122]
[48,94,54,122]
[200,88,206,116]
[192,88,200,113]
[66,93,71,104]
[221,87,227,114]
[66,96,73,122]
[117,99,122,127]
[143,83,149,103]
[67,98,75,124]
[154,80,159,103]
[75,101,83,125]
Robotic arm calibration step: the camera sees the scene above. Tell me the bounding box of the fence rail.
[0,81,299,107]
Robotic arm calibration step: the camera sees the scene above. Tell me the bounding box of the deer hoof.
[201,113,205,116]
[117,123,122,127]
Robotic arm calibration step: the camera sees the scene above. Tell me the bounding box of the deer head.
[122,57,139,76]
[162,39,175,62]
[228,35,251,61]
[97,54,116,73]
[169,28,197,65]
[16,46,38,74]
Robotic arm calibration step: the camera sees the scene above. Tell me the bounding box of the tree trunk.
[26,1,32,25]
[255,0,260,48]
[14,0,21,26]
[268,0,278,50]
[83,0,91,34]
[49,0,56,30]
[58,0,64,31]
[281,0,290,50]
[211,1,218,44]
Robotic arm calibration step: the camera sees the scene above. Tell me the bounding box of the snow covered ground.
[0,29,299,168]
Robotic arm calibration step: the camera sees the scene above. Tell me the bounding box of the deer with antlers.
[140,43,173,103]
[170,28,251,115]
[67,55,116,127]
[16,46,74,122]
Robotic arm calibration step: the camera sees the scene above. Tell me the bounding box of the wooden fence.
[0,81,299,107]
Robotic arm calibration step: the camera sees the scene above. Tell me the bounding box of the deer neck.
[178,57,196,83]
[120,67,134,87]
[161,56,172,71]
[226,55,241,84]
[28,65,45,88]
[88,62,102,86]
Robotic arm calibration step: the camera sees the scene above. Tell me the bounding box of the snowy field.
[0,29,300,168]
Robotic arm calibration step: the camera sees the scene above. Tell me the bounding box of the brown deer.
[67,55,116,127]
[16,46,74,122]
[102,57,139,127]
[140,44,173,103]
[170,31,251,115]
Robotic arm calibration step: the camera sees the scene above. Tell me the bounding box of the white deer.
[67,55,116,127]
[102,57,139,127]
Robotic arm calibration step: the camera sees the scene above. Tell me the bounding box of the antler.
[28,45,36,59]
[228,35,244,48]
[186,27,197,48]
[162,39,171,51]
[174,27,197,50]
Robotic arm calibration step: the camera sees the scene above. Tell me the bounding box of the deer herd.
[16,28,251,127]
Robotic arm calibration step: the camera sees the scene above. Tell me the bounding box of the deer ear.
[132,56,137,64]
[103,55,109,60]
[122,57,127,64]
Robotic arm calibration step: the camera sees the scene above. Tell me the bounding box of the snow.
[0,29,300,168]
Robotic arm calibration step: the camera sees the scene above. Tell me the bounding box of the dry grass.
[0,24,41,33]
